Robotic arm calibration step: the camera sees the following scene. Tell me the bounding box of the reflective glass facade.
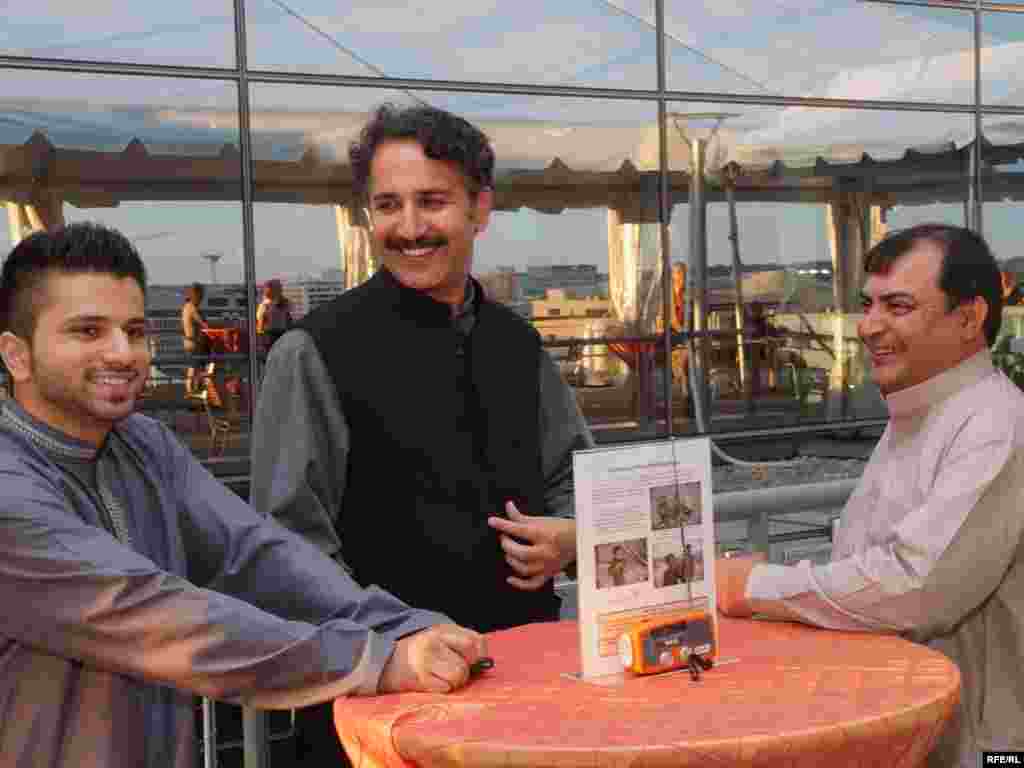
[3,1,1024,470]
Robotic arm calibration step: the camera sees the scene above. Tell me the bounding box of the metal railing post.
[201,698,218,768]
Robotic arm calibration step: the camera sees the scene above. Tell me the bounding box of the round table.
[334,617,960,768]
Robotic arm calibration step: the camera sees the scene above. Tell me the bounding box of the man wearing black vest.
[251,104,593,761]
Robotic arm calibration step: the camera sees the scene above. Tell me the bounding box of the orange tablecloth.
[334,617,959,768]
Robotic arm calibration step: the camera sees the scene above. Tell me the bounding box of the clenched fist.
[379,624,488,694]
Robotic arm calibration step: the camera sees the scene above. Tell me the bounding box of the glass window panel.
[665,2,974,103]
[0,71,248,465]
[982,9,1024,106]
[982,113,1024,388]
[245,0,657,89]
[0,70,240,153]
[0,1,237,68]
[249,83,664,440]
[666,103,972,434]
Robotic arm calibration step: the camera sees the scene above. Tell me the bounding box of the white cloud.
[665,3,975,98]
[0,0,234,65]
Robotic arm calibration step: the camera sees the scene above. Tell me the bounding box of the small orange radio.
[618,610,716,677]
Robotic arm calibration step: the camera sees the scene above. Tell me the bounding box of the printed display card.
[572,438,716,678]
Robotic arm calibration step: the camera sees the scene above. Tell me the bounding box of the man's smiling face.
[368,138,492,308]
[1,271,150,445]
[858,239,986,396]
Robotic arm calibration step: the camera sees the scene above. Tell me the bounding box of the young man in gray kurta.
[717,224,1024,767]
[0,222,487,768]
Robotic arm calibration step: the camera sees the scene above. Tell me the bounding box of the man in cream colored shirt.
[717,223,1024,767]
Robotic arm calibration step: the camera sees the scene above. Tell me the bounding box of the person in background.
[181,281,208,395]
[654,261,690,411]
[0,222,487,768]
[255,278,293,354]
[1000,269,1022,306]
[746,301,780,395]
[250,104,593,761]
[716,223,1024,767]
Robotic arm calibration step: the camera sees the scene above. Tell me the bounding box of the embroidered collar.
[884,349,995,418]
[377,267,479,334]
[454,279,478,338]
[0,400,102,461]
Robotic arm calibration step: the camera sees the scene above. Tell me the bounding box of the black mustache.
[385,237,447,251]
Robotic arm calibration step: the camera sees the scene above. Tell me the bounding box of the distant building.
[530,289,614,386]
[477,269,530,317]
[524,264,604,298]
[530,289,610,321]
[280,277,345,320]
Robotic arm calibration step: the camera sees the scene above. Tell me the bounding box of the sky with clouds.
[4,1,1024,285]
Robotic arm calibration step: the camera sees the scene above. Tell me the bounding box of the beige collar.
[885,349,995,418]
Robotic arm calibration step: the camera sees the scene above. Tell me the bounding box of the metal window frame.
[1,4,1011,766]
[0,0,1011,448]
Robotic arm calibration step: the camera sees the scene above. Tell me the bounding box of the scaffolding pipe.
[724,172,751,407]
[688,138,710,419]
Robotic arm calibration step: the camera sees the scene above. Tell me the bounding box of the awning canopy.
[4,121,1024,222]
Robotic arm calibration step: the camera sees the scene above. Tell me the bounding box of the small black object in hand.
[470,657,495,677]
[687,654,712,681]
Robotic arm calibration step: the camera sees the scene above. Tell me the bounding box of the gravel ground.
[712,456,867,494]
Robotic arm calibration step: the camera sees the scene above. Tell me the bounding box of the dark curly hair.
[0,222,147,339]
[349,104,495,198]
[864,222,1002,346]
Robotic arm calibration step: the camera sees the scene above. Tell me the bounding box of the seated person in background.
[255,277,293,354]
[656,261,690,379]
[1000,269,1022,306]
[716,223,1024,767]
[0,222,486,768]
[745,301,782,394]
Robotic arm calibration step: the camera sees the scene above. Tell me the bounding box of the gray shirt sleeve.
[538,348,594,519]
[250,330,349,567]
[0,438,448,710]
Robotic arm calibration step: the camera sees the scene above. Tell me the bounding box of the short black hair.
[0,222,147,339]
[349,104,495,198]
[864,223,1002,346]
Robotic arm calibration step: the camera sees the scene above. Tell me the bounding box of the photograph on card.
[652,538,704,589]
[649,480,702,530]
[594,538,649,590]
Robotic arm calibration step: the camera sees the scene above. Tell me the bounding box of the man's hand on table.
[488,501,576,591]
[379,624,488,694]
[715,552,767,618]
